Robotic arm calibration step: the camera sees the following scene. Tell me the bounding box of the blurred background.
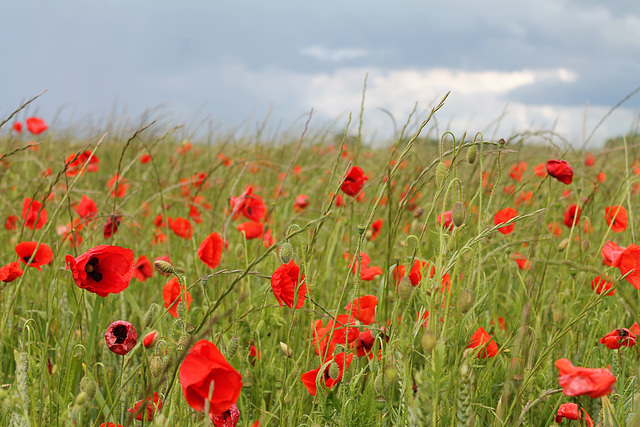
[2,0,639,146]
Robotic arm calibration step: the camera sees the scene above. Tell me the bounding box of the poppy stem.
[86,294,104,361]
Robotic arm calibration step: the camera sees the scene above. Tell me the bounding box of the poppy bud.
[558,237,570,252]
[374,373,384,394]
[176,334,189,351]
[280,341,293,358]
[452,202,466,227]
[375,395,386,411]
[79,376,96,400]
[74,391,88,407]
[467,144,477,164]
[582,240,591,252]
[421,330,437,353]
[457,289,475,313]
[176,300,187,319]
[234,243,244,259]
[226,336,239,359]
[385,368,398,384]
[143,303,158,328]
[154,260,174,275]
[143,331,158,348]
[435,161,447,187]
[279,242,293,264]
[329,362,340,381]
[413,207,424,219]
[150,355,164,378]
[398,277,413,301]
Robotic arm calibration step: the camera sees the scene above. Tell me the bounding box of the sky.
[3,1,640,146]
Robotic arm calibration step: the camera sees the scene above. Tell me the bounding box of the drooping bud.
[154,260,174,275]
[279,342,293,358]
[558,237,570,252]
[143,303,158,328]
[328,362,340,381]
[74,392,88,407]
[435,161,447,187]
[150,355,164,378]
[398,277,414,301]
[582,239,591,252]
[234,243,244,259]
[413,207,424,219]
[457,289,475,314]
[226,336,239,359]
[176,334,190,351]
[452,201,466,227]
[467,144,477,164]
[384,368,398,384]
[374,373,384,394]
[79,376,96,400]
[421,330,437,353]
[280,242,293,264]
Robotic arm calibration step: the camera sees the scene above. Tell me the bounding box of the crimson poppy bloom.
[467,327,498,358]
[13,121,22,133]
[25,117,48,134]
[393,259,426,286]
[555,358,616,398]
[344,295,377,325]
[163,277,193,317]
[563,204,581,228]
[128,392,163,421]
[494,207,517,235]
[143,331,158,348]
[605,205,628,233]
[617,244,640,288]
[237,221,263,240]
[301,352,353,396]
[262,228,274,249]
[65,151,100,176]
[370,219,383,240]
[105,320,137,355]
[99,423,123,427]
[75,195,97,219]
[293,194,309,213]
[179,339,243,416]
[600,328,637,350]
[271,260,307,309]
[103,215,121,239]
[5,215,17,230]
[513,253,530,270]
[548,222,562,237]
[533,163,547,177]
[210,404,240,427]
[509,161,527,182]
[515,191,533,207]
[229,186,266,221]
[0,261,23,283]
[350,253,383,281]
[140,153,151,164]
[168,217,193,239]
[555,403,594,426]
[585,153,596,166]
[601,241,625,267]
[133,255,153,282]
[313,315,359,358]
[197,232,223,269]
[546,159,573,184]
[107,174,128,198]
[15,241,53,271]
[340,166,368,197]
[188,206,202,224]
[591,276,615,296]
[65,245,135,297]
[22,198,47,230]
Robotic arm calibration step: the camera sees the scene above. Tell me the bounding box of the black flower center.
[23,256,32,264]
[113,324,128,344]
[84,257,103,282]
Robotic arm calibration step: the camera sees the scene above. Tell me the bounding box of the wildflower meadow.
[2,92,640,426]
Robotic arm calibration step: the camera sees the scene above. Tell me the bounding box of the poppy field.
[2,95,640,426]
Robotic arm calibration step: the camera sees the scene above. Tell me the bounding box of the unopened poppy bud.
[150,355,164,378]
[467,144,477,164]
[143,303,158,328]
[154,260,174,275]
[558,237,570,252]
[436,161,447,187]
[226,336,239,359]
[452,202,466,227]
[176,334,189,351]
[384,368,398,384]
[413,207,424,219]
[328,362,340,381]
[234,243,244,259]
[398,277,413,301]
[457,289,475,313]
[374,373,384,394]
[176,300,187,319]
[143,331,158,348]
[74,391,88,407]
[582,239,591,252]
[365,229,373,240]
[279,242,293,264]
[421,330,437,353]
[279,342,293,358]
[79,376,96,400]
[375,395,386,411]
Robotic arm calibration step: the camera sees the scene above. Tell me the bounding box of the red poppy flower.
[105,320,137,355]
[351,253,383,281]
[596,171,606,183]
[128,392,163,421]
[133,255,153,282]
[209,404,240,427]
[515,191,533,207]
[513,253,530,270]
[15,241,53,271]
[301,352,353,396]
[25,117,48,134]
[546,159,573,184]
[140,153,151,164]
[103,215,121,239]
[13,121,22,133]
[585,153,596,166]
[189,206,202,224]
[555,403,594,426]
[370,219,383,240]
[313,315,359,358]
[22,198,47,230]
[75,195,98,219]
[494,207,517,235]
[0,261,23,283]
[605,205,628,233]
[355,330,376,359]
[509,161,527,182]
[344,295,377,325]
[293,194,309,213]
[143,331,158,348]
[168,217,193,239]
[198,232,223,269]
[65,245,135,297]
[229,186,266,221]
[591,276,615,296]
[555,358,616,398]
[237,221,263,240]
[107,174,129,198]
[617,244,640,288]
[65,151,100,176]
[467,327,498,358]
[393,259,426,286]
[6,215,17,230]
[563,204,581,228]
[547,222,562,237]
[533,163,547,177]
[179,339,243,416]
[163,277,193,317]
[153,214,165,228]
[99,423,123,427]
[271,260,307,309]
[600,328,637,350]
[601,241,625,267]
[262,228,274,249]
[340,166,368,197]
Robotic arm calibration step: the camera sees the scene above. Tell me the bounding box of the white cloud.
[300,45,368,62]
